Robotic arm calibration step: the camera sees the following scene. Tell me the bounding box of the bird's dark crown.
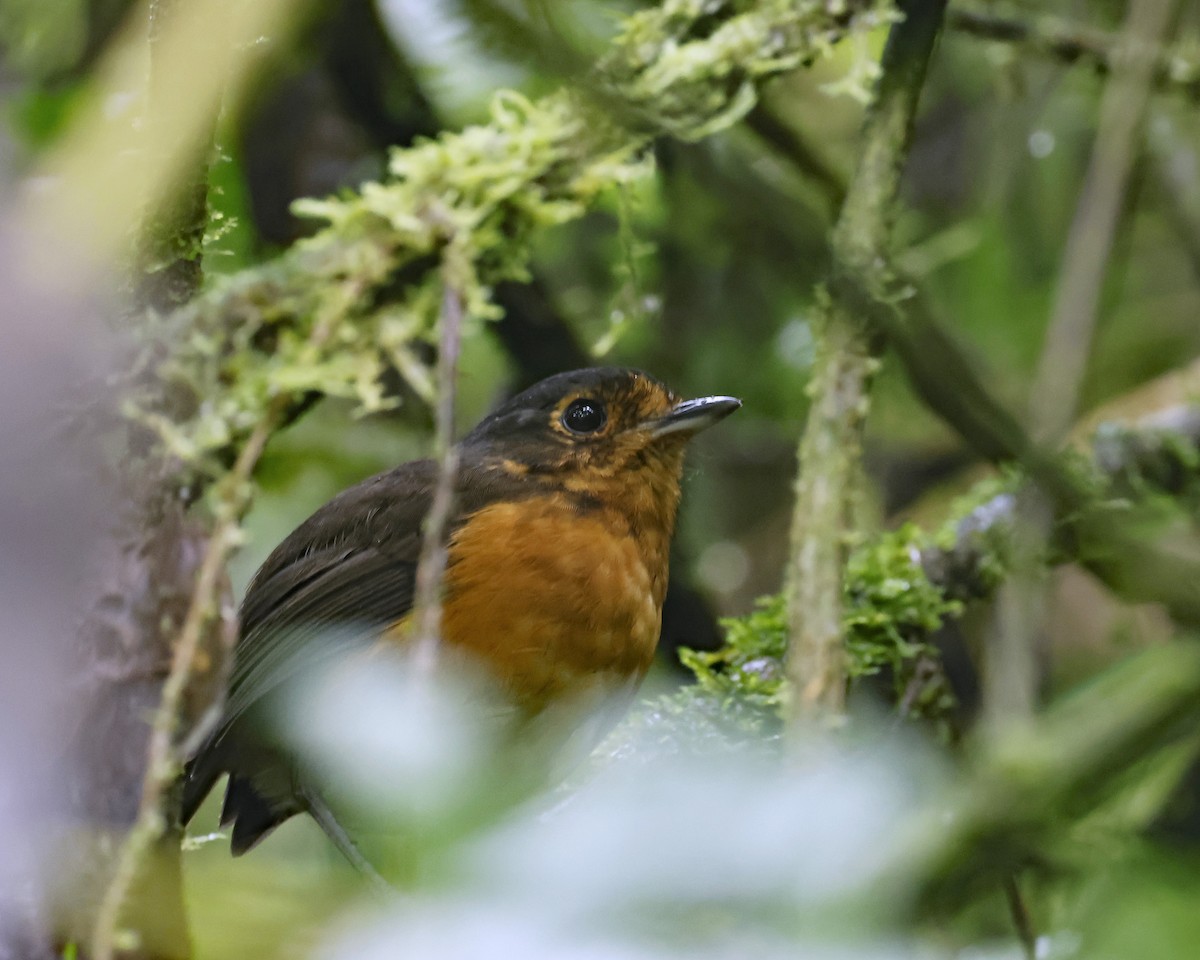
[462,367,678,470]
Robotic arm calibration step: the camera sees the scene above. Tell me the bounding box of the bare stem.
[985,0,1180,731]
[411,260,467,665]
[784,0,949,724]
[1031,0,1180,441]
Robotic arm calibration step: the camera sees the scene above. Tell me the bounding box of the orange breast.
[434,495,664,712]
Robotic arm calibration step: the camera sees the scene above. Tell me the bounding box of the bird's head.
[462,368,740,509]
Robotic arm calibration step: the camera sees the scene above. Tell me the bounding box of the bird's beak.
[648,395,742,438]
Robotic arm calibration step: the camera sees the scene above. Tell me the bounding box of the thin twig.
[1031,0,1180,441]
[784,0,949,723]
[985,0,1180,731]
[1004,874,1037,960]
[410,260,467,665]
[949,6,1200,100]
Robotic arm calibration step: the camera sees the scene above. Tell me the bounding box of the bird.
[180,366,740,865]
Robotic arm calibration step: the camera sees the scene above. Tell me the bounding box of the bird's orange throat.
[430,457,685,714]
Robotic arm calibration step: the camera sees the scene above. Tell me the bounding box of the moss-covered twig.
[784,0,948,720]
[599,0,892,140]
[949,5,1200,100]
[129,1,894,499]
[91,300,353,960]
[688,404,1200,734]
[89,415,273,960]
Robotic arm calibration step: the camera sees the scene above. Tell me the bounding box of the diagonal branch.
[949,5,1200,100]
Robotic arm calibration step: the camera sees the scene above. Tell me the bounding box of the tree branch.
[784,0,949,722]
[985,0,1181,731]
[949,5,1200,100]
[410,256,467,664]
[911,640,1200,916]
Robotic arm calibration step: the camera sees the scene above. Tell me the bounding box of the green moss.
[122,0,896,509]
[602,0,897,139]
[677,417,1200,737]
[680,473,1023,734]
[124,92,646,499]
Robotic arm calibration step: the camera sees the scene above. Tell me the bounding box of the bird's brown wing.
[182,456,534,850]
[180,458,493,846]
[220,461,439,733]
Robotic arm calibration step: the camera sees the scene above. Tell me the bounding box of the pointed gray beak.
[649,395,741,438]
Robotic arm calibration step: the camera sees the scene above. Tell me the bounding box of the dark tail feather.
[179,754,222,827]
[223,775,295,855]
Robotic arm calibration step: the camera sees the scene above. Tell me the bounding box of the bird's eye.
[562,398,607,435]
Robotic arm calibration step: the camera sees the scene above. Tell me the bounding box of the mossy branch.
[687,403,1200,734]
[127,1,894,506]
[833,267,1200,626]
[784,0,948,722]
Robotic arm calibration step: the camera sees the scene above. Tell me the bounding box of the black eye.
[562,398,607,435]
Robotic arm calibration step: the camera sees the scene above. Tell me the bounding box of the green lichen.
[124,92,647,497]
[602,0,897,139]
[123,0,893,506]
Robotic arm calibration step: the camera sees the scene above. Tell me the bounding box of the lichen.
[122,92,646,500]
[601,0,897,140]
[120,0,894,510]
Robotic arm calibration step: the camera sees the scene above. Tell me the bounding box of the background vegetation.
[2,0,1200,958]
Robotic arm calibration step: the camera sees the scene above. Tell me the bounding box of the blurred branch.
[411,256,466,661]
[986,0,1180,731]
[949,5,1200,100]
[784,0,948,721]
[1031,0,1180,442]
[744,104,847,216]
[912,640,1200,916]
[1147,109,1200,282]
